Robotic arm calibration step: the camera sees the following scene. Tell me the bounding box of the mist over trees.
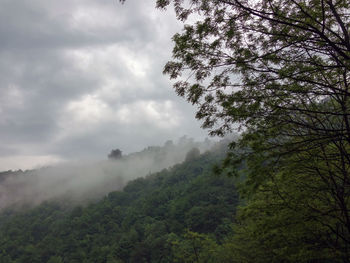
[0,137,214,211]
[0,142,238,263]
[108,149,122,160]
[0,0,349,262]
[185,147,200,162]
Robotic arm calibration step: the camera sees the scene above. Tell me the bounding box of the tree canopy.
[108,149,122,160]
[149,0,350,261]
[0,143,238,263]
[157,0,349,138]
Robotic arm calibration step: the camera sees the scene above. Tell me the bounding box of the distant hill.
[0,137,221,210]
[0,138,238,263]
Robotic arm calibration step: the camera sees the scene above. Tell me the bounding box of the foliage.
[151,0,350,262]
[157,0,350,138]
[230,167,346,262]
[185,147,201,161]
[108,149,122,160]
[0,144,238,263]
[2,0,350,261]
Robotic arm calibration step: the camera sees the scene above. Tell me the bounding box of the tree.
[230,160,346,262]
[108,149,122,160]
[156,0,349,136]
[47,256,63,263]
[154,0,350,188]
[169,231,220,263]
[185,147,200,162]
[145,0,350,261]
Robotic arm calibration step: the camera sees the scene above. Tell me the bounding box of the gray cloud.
[0,0,209,170]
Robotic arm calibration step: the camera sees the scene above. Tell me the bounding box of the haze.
[0,137,214,210]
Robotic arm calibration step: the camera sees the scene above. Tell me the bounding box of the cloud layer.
[0,0,208,170]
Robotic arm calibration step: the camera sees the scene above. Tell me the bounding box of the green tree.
[154,1,350,168]
[146,0,350,261]
[156,0,349,137]
[230,161,347,262]
[185,147,201,162]
[108,149,122,160]
[47,256,63,263]
[169,231,220,263]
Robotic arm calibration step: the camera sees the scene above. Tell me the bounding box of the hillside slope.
[0,142,238,263]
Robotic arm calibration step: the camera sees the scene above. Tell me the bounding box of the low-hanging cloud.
[0,137,214,210]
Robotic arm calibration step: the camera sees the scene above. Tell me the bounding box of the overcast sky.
[0,0,210,171]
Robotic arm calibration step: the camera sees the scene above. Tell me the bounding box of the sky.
[0,0,210,171]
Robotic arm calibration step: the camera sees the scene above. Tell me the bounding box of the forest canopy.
[0,0,349,262]
[140,0,350,261]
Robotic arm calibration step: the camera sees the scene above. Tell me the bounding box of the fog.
[0,137,213,210]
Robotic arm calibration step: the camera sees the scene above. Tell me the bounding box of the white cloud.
[116,100,180,129]
[0,84,25,112]
[66,94,111,124]
[0,155,63,171]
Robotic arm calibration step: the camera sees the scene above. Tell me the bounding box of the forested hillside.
[0,140,239,263]
[0,136,214,211]
[1,0,349,262]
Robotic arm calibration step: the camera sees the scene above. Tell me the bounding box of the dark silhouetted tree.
[108,149,122,160]
[185,147,200,162]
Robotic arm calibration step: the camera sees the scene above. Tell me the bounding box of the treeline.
[0,136,215,211]
[0,141,238,263]
[0,137,347,262]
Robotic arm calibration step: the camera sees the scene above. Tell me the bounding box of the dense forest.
[0,136,213,211]
[1,0,350,262]
[0,140,239,263]
[0,136,346,262]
